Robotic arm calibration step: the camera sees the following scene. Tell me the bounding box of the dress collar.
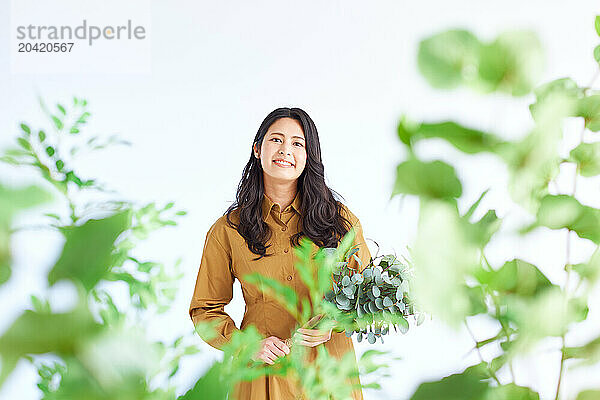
[261,191,302,222]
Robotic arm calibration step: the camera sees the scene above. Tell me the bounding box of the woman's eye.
[270,138,302,146]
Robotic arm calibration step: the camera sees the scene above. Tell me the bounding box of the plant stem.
[490,292,516,383]
[481,251,517,383]
[553,69,599,400]
[464,319,501,385]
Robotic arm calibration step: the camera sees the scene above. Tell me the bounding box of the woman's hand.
[294,326,333,347]
[251,336,290,365]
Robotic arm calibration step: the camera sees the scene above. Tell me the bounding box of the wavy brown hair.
[224,107,353,260]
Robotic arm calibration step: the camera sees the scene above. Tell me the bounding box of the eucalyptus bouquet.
[326,245,425,344]
[286,243,425,347]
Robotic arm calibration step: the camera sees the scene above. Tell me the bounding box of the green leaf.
[30,294,51,313]
[56,159,65,171]
[594,45,600,65]
[463,188,490,220]
[397,114,420,146]
[468,209,502,248]
[393,158,462,199]
[0,183,53,286]
[510,82,580,210]
[569,142,600,177]
[482,259,553,297]
[569,296,589,323]
[417,29,481,90]
[418,29,544,96]
[38,130,46,142]
[536,195,600,244]
[504,286,577,351]
[410,363,489,400]
[485,384,540,400]
[412,199,480,327]
[466,285,487,316]
[398,120,506,155]
[20,123,31,135]
[45,146,55,157]
[0,300,102,388]
[577,95,600,132]
[564,335,600,367]
[576,390,600,400]
[51,115,64,130]
[571,246,600,283]
[529,78,583,122]
[477,30,544,96]
[65,171,84,187]
[77,111,91,124]
[596,16,600,37]
[17,137,31,151]
[0,183,53,219]
[293,237,321,294]
[57,104,66,115]
[70,127,80,134]
[505,101,572,214]
[193,320,219,342]
[48,210,132,291]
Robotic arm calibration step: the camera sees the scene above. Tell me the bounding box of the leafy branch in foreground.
[394,17,600,400]
[0,97,193,399]
[239,230,396,399]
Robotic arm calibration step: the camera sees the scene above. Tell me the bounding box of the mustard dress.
[189,191,372,400]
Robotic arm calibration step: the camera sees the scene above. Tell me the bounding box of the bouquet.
[286,242,425,347]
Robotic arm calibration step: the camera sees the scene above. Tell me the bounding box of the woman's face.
[254,117,307,183]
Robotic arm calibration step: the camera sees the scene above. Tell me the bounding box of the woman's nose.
[280,143,292,154]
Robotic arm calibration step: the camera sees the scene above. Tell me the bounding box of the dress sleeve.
[189,224,240,351]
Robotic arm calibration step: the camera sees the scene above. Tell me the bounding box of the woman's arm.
[189,226,240,351]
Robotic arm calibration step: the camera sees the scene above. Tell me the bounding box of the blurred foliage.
[240,232,399,399]
[394,16,600,400]
[417,29,544,96]
[0,183,53,285]
[0,97,194,399]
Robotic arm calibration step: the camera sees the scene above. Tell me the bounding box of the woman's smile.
[273,160,294,168]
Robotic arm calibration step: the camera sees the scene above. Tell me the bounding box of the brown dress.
[189,191,372,400]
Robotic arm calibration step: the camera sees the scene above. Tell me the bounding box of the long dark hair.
[224,107,353,260]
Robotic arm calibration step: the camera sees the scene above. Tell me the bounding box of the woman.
[189,107,372,399]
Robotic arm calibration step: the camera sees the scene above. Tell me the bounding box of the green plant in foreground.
[0,97,196,399]
[394,16,600,400]
[235,230,396,399]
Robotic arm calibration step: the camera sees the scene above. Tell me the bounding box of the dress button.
[287,275,292,281]
[282,227,287,231]
[284,248,289,253]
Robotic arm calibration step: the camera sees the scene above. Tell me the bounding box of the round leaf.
[372,286,380,297]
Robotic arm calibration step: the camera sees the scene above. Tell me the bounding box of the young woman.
[189,107,372,400]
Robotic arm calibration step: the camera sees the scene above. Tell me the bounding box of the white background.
[1,1,600,399]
